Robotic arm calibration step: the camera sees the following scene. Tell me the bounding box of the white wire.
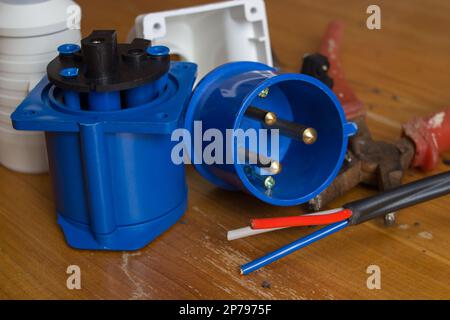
[227,226,285,241]
[227,208,344,241]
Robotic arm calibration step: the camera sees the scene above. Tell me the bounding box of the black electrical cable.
[237,171,450,274]
[347,176,450,225]
[350,180,449,225]
[346,170,450,217]
[345,171,450,225]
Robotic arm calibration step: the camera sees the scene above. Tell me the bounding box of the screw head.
[264,112,277,126]
[308,196,323,211]
[384,212,396,226]
[264,176,275,189]
[258,87,269,98]
[302,127,317,144]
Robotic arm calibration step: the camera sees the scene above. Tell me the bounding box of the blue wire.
[240,220,349,275]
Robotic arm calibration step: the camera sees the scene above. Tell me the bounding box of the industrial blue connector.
[11,30,197,250]
[185,61,357,206]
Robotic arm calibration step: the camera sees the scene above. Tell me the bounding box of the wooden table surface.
[1,0,449,299]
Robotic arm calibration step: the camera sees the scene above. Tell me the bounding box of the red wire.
[251,209,353,229]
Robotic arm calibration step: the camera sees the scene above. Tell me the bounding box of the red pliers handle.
[320,21,450,171]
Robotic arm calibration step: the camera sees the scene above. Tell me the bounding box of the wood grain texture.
[1,0,449,299]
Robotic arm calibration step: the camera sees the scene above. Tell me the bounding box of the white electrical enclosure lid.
[130,0,273,79]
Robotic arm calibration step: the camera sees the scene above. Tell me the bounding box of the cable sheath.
[346,171,450,225]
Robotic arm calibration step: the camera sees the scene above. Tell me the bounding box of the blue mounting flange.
[12,62,197,250]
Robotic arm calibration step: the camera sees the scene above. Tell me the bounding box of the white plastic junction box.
[129,0,273,80]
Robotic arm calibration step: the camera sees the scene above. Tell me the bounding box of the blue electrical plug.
[11,30,197,250]
[185,61,357,206]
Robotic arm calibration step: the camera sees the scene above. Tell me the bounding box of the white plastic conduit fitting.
[129,0,273,80]
[0,0,81,173]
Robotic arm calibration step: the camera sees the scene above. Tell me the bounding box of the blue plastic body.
[88,91,121,111]
[11,62,197,250]
[185,61,357,206]
[63,90,80,109]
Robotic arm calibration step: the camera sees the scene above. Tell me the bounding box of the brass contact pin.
[264,111,277,126]
[238,148,282,175]
[244,106,318,145]
[302,127,317,145]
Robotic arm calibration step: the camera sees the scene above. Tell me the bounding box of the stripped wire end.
[250,208,353,229]
[227,208,351,241]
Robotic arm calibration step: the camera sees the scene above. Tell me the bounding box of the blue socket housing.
[185,62,357,206]
[11,31,197,250]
